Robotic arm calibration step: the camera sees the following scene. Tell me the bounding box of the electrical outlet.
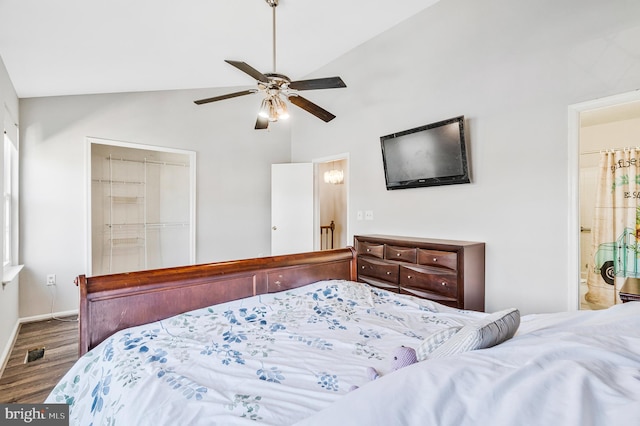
[46,274,56,286]
[365,210,374,221]
[357,211,363,221]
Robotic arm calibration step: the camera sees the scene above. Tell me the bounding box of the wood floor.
[0,316,78,403]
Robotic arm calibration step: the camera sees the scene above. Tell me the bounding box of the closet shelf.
[110,196,143,204]
[109,237,144,246]
[105,222,190,229]
[94,149,194,275]
[93,178,145,185]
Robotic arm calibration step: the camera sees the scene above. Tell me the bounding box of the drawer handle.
[397,253,401,257]
[433,258,438,262]
[366,248,371,252]
[386,271,391,275]
[441,282,447,286]
[361,266,366,269]
[407,275,412,279]
[275,281,282,286]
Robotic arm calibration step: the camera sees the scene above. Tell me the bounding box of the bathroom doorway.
[571,93,640,310]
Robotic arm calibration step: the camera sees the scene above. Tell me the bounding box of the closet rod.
[105,222,189,228]
[581,146,640,155]
[106,157,189,167]
[92,178,144,184]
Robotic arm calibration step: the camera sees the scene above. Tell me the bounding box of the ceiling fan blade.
[225,60,270,83]
[255,115,269,130]
[288,77,346,91]
[289,95,336,122]
[194,89,256,105]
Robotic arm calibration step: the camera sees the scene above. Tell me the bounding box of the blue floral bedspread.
[46,280,482,425]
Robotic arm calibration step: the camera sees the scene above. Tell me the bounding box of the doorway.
[270,155,349,256]
[87,138,196,275]
[314,154,349,251]
[569,91,640,311]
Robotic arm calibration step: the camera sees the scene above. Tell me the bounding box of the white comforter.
[46,280,484,425]
[47,279,640,425]
[298,301,640,426]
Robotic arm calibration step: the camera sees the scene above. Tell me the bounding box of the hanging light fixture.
[324,162,344,184]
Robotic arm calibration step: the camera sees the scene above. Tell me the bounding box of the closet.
[90,140,195,275]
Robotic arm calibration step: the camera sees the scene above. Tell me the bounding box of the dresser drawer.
[357,241,384,259]
[400,287,457,307]
[358,257,399,282]
[399,265,457,299]
[359,275,400,293]
[417,249,457,270]
[385,245,417,263]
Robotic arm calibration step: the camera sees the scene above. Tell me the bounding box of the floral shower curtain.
[586,148,640,307]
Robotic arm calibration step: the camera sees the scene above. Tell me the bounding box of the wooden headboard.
[75,248,356,356]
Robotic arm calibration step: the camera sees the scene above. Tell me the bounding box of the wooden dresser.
[354,235,485,311]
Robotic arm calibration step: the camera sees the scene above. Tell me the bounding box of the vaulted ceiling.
[0,0,440,98]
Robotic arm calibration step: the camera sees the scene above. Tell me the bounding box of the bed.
[46,246,640,425]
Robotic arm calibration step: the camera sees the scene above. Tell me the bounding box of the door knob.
[272,226,277,230]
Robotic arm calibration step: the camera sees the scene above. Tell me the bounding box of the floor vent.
[25,347,46,363]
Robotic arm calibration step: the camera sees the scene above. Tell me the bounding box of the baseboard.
[19,309,79,324]
[0,309,79,378]
[0,319,21,379]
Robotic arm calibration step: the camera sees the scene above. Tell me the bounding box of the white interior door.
[271,163,313,255]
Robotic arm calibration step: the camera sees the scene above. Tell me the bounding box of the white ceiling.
[0,0,440,99]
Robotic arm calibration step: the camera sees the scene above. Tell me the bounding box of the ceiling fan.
[193,0,346,130]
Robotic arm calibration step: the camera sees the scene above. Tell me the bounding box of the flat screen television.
[380,115,470,190]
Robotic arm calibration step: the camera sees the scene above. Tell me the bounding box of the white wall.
[12,0,640,320]
[0,55,20,368]
[19,88,291,317]
[291,0,640,314]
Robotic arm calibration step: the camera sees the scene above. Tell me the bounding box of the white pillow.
[416,326,462,361]
[427,308,520,359]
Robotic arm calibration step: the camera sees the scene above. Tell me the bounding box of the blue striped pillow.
[416,326,462,361]
[426,308,520,359]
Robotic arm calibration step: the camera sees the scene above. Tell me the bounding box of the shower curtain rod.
[581,146,640,155]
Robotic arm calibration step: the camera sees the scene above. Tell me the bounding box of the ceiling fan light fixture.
[258,98,271,119]
[273,95,289,120]
[259,97,279,122]
[266,100,278,122]
[193,0,346,129]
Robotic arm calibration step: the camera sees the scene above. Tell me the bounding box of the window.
[3,130,20,282]
[4,132,13,266]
